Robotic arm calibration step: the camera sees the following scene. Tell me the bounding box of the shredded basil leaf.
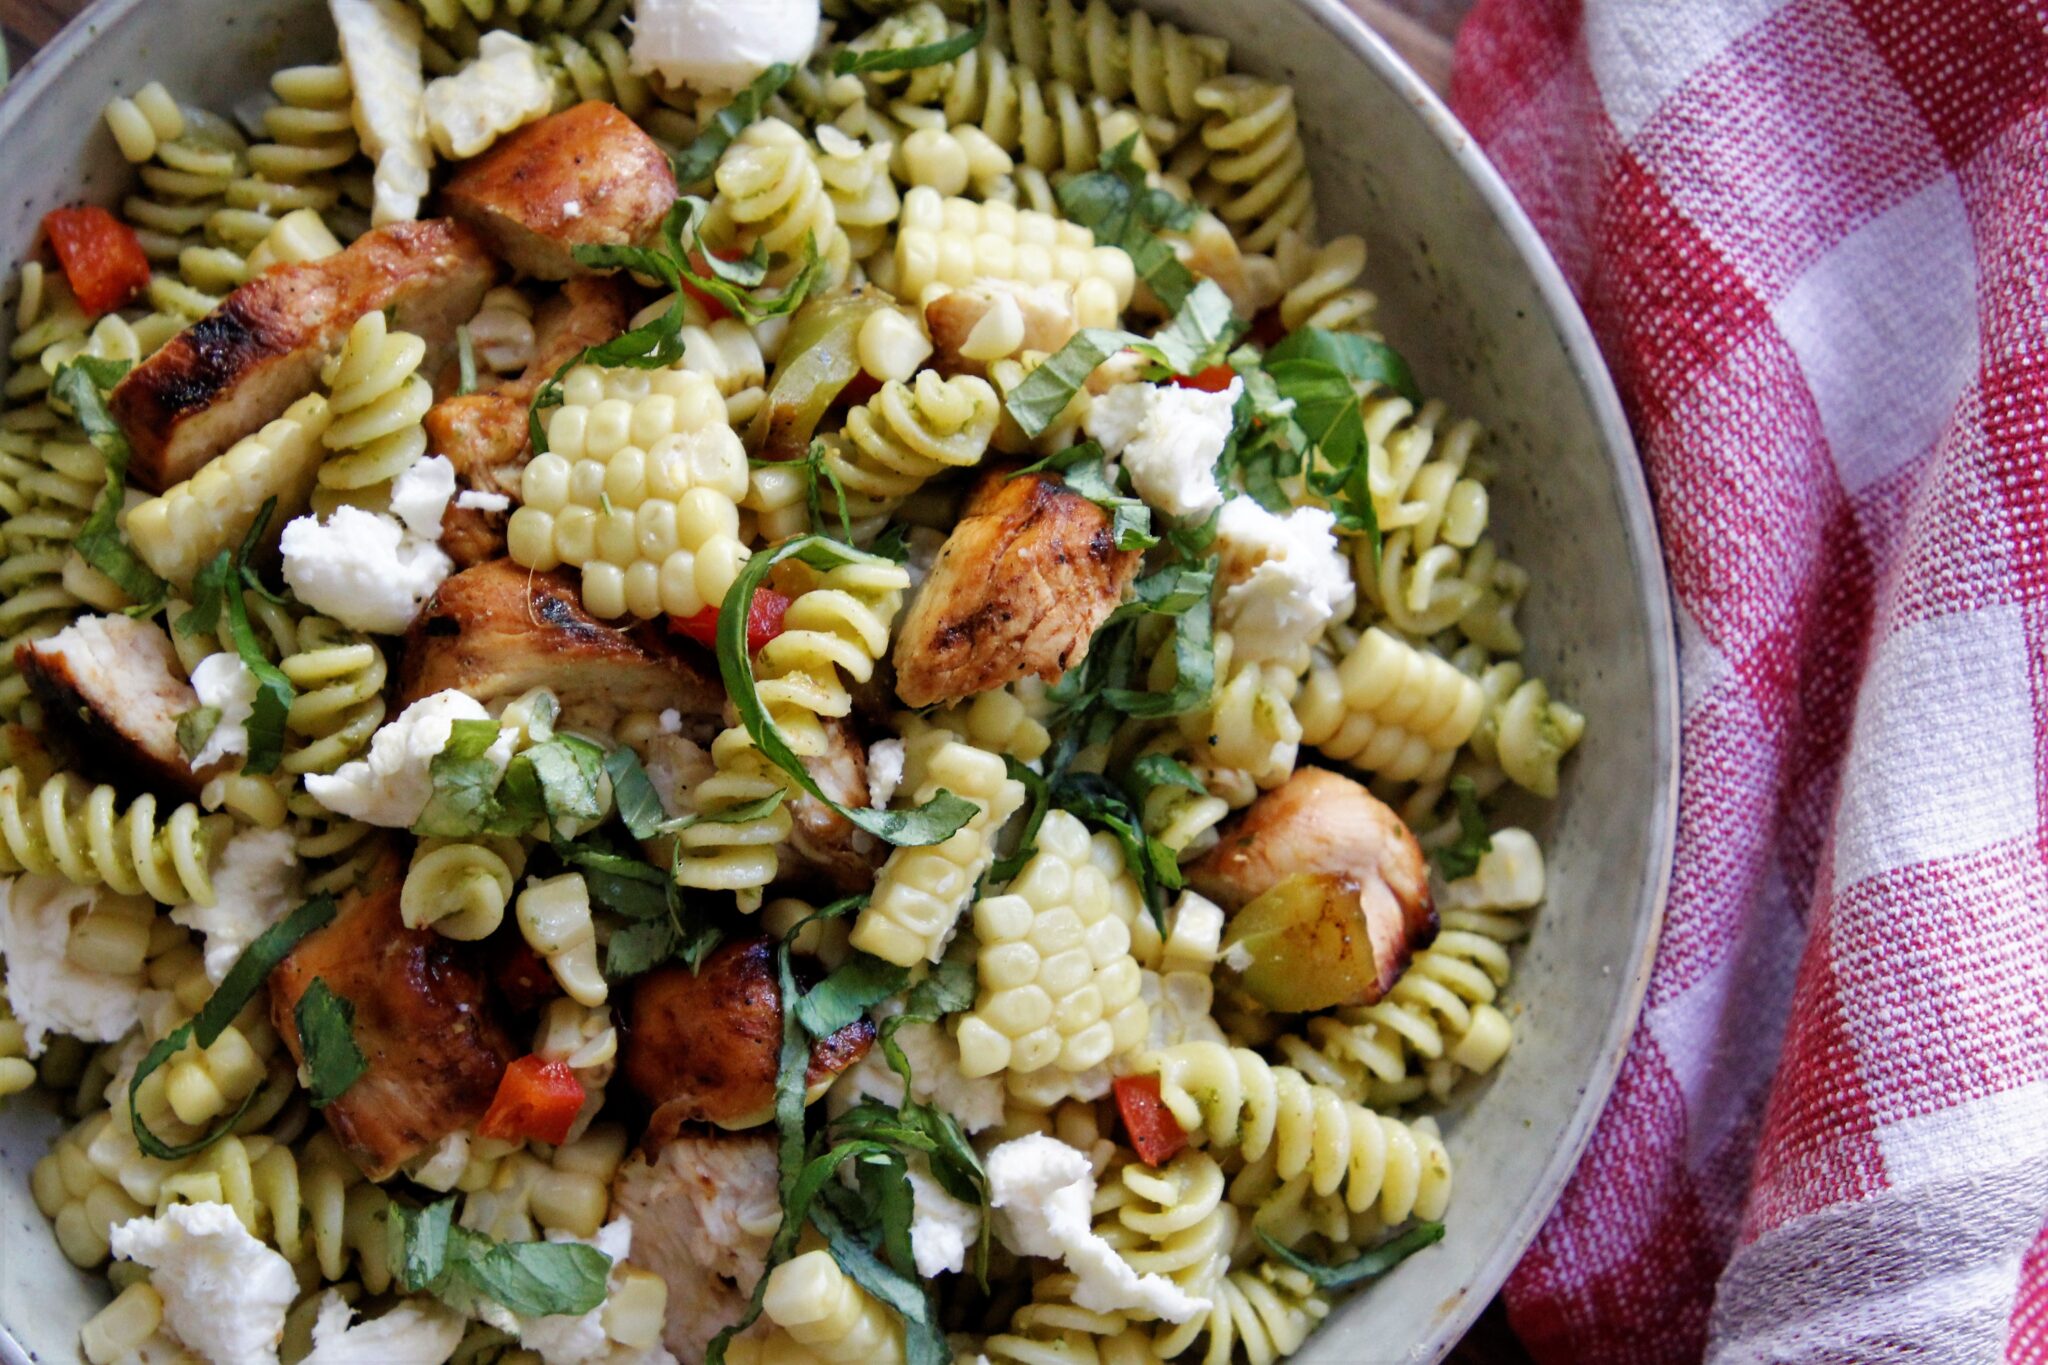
[1433,775,1494,881]
[1056,134,1198,312]
[1266,327,1421,403]
[390,1195,613,1317]
[1002,282,1238,437]
[1257,1221,1445,1290]
[177,498,295,774]
[295,978,367,1108]
[1128,752,1205,798]
[794,953,909,1039]
[1016,442,1155,551]
[51,358,167,611]
[715,537,976,847]
[812,1200,951,1365]
[129,895,337,1159]
[987,757,1048,883]
[603,747,666,841]
[671,64,796,186]
[834,3,987,74]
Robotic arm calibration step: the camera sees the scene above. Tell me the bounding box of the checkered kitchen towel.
[1445,1,2048,1361]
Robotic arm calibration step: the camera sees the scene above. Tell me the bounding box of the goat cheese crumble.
[281,456,456,634]
[867,737,906,810]
[187,652,257,769]
[1213,496,1355,661]
[109,1202,297,1365]
[172,828,303,983]
[303,689,515,827]
[0,876,147,1055]
[908,1159,980,1277]
[629,0,822,91]
[476,1218,677,1365]
[987,1134,1209,1322]
[301,1291,467,1365]
[1083,377,1241,519]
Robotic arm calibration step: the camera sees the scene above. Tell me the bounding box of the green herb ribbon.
[51,357,168,612]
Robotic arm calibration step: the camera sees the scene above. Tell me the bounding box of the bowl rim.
[0,1,1678,1362]
[1281,2,1679,1355]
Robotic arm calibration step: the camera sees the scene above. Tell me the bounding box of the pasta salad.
[0,0,1586,1362]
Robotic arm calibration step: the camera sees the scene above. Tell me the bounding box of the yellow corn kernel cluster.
[507,365,750,621]
[126,393,332,587]
[894,186,1135,317]
[728,1249,906,1365]
[459,1123,628,1243]
[955,810,1149,1079]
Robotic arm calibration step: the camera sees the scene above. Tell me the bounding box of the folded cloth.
[1447,2,2048,1361]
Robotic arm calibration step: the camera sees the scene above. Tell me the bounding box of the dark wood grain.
[0,0,1522,1360]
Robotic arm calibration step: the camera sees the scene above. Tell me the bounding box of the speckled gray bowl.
[0,2,1677,1361]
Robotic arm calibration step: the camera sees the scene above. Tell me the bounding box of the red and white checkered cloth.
[1444,1,2048,1360]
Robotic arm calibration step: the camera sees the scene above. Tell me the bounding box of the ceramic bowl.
[0,2,1678,1360]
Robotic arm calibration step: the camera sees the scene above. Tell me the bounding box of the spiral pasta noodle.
[1188,76,1312,254]
[1176,632,1303,790]
[1272,231,1374,334]
[458,1123,626,1243]
[1133,1043,1454,1223]
[813,125,901,262]
[280,615,390,776]
[825,370,1000,529]
[402,836,526,940]
[676,559,909,910]
[730,1248,906,1365]
[1468,661,1586,799]
[1294,628,1484,785]
[224,65,359,257]
[1094,1152,1235,1335]
[926,37,1163,181]
[316,311,432,496]
[992,0,1229,130]
[980,1279,1160,1365]
[710,117,850,283]
[0,766,224,906]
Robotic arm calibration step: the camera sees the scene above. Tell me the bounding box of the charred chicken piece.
[1188,767,1436,1006]
[110,219,495,493]
[610,1131,781,1363]
[16,614,216,798]
[621,937,874,1145]
[399,559,722,732]
[431,277,635,566]
[891,467,1140,708]
[442,102,677,281]
[268,848,516,1179]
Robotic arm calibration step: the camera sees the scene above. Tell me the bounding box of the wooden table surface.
[0,0,1529,1360]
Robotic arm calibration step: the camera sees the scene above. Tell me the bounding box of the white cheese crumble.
[1159,891,1226,974]
[1221,941,1255,974]
[301,1290,466,1365]
[172,828,302,984]
[187,652,258,769]
[866,737,906,810]
[1438,827,1546,912]
[109,1202,297,1365]
[423,30,556,160]
[656,708,682,734]
[907,1159,980,1278]
[986,1135,1208,1322]
[456,489,513,513]
[1082,377,1240,519]
[629,0,822,91]
[329,0,433,225]
[1213,496,1355,661]
[282,457,456,634]
[0,876,146,1056]
[303,689,515,827]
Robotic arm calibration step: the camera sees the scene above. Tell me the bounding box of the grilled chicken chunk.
[443,102,677,281]
[924,280,1084,378]
[610,1132,780,1364]
[17,614,215,798]
[399,559,722,733]
[892,468,1140,707]
[778,717,881,893]
[269,848,516,1179]
[431,277,636,565]
[622,937,874,1145]
[1188,767,1436,1000]
[110,219,495,493]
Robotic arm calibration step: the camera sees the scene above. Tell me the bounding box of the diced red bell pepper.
[42,206,151,317]
[1168,363,1239,393]
[1114,1073,1189,1166]
[477,1055,586,1146]
[669,586,792,654]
